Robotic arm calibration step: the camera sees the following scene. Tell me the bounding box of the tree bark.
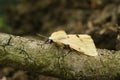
[0,33,120,80]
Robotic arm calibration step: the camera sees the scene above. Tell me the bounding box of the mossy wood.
[0,33,120,80]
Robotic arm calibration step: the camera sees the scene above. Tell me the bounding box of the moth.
[49,30,98,56]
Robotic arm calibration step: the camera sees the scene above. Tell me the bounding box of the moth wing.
[49,30,98,56]
[60,35,84,53]
[77,35,98,56]
[60,34,98,56]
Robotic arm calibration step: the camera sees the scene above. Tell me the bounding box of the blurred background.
[1,0,120,50]
[0,0,120,79]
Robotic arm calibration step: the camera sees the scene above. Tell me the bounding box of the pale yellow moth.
[49,30,98,56]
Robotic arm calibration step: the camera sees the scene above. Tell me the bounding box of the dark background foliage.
[2,0,120,50]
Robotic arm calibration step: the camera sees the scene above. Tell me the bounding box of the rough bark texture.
[0,33,120,80]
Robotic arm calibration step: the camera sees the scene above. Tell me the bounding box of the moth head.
[49,30,67,41]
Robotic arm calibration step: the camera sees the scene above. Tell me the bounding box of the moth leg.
[53,43,61,55]
[39,39,48,48]
[44,39,53,44]
[67,49,73,55]
[76,34,79,38]
[40,39,53,48]
[63,44,73,57]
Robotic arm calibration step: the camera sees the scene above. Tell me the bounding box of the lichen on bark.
[0,33,120,80]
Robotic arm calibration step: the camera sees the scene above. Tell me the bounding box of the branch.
[0,33,119,80]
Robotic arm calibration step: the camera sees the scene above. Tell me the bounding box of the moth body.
[49,30,98,56]
[49,30,67,42]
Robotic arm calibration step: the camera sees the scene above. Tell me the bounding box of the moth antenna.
[37,34,51,44]
[37,34,48,39]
